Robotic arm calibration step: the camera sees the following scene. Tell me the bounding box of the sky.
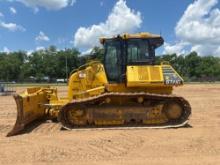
[0,0,220,56]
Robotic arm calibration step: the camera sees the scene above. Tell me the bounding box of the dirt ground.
[0,84,219,165]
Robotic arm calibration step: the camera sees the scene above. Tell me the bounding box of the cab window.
[127,39,150,63]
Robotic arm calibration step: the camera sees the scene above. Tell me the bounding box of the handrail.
[161,61,170,65]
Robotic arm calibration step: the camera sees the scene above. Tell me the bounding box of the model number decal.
[165,80,182,85]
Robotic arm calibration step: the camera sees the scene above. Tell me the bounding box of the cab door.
[104,39,123,82]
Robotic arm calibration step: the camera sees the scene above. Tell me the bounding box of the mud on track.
[0,84,220,165]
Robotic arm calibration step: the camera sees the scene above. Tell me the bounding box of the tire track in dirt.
[31,122,61,134]
[1,131,145,163]
[82,132,144,160]
[0,112,16,117]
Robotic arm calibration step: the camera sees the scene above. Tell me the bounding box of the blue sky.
[1,0,220,56]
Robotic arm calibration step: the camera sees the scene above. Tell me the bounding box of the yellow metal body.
[126,65,183,87]
[67,61,107,100]
[7,32,187,136]
[66,63,179,100]
[66,62,183,98]
[100,32,161,44]
[127,65,164,86]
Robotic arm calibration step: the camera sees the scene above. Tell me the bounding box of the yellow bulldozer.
[7,32,191,137]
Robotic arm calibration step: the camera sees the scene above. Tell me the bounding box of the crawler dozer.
[7,32,191,136]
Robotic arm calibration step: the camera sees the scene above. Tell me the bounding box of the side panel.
[126,65,183,87]
[106,83,173,94]
[68,62,108,100]
[127,65,164,87]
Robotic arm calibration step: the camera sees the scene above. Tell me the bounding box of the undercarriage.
[59,92,191,129]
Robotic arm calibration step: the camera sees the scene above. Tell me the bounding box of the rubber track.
[58,92,191,130]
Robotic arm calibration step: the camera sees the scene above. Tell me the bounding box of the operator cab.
[101,33,164,82]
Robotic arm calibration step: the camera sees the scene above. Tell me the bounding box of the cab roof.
[99,32,162,44]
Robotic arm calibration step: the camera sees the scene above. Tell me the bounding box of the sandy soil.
[0,84,220,165]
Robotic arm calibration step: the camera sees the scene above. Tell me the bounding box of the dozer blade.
[7,89,49,137]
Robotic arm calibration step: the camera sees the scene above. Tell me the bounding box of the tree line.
[0,46,220,82]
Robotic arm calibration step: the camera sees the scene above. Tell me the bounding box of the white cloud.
[81,48,93,56]
[27,50,33,56]
[35,31,50,42]
[165,0,220,56]
[0,12,4,17]
[70,0,76,6]
[10,7,17,14]
[0,21,26,32]
[36,46,45,51]
[17,0,75,10]
[73,0,142,50]
[163,42,187,55]
[2,47,10,53]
